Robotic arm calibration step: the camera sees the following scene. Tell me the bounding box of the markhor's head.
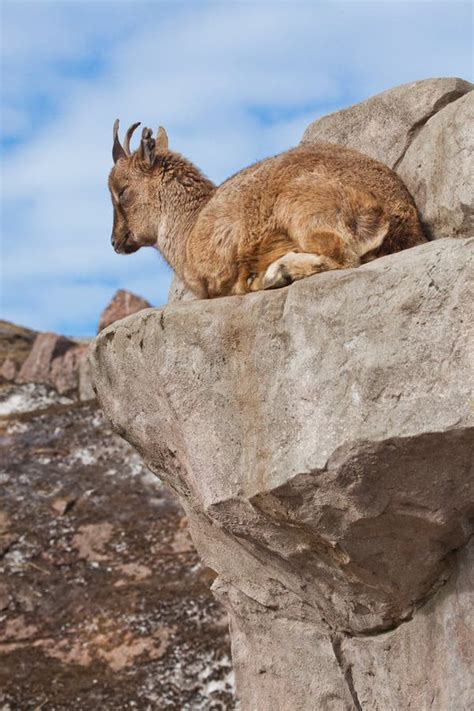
[108,120,169,255]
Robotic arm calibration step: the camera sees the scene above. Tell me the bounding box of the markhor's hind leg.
[262,251,341,290]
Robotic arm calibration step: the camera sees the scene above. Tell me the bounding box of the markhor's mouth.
[122,242,140,254]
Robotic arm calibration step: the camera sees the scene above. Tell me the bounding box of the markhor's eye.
[118,187,128,200]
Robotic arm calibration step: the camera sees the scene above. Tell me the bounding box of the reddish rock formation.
[98,290,152,333]
[16,333,76,385]
[49,343,90,395]
[0,357,17,382]
[14,333,93,398]
[1,290,152,399]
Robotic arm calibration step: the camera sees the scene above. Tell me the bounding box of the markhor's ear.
[155,126,169,153]
[139,127,156,166]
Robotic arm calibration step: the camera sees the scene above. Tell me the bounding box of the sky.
[1,0,472,337]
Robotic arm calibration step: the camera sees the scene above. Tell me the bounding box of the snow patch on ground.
[5,420,29,434]
[0,384,72,416]
[194,653,237,709]
[69,447,97,466]
[199,655,236,695]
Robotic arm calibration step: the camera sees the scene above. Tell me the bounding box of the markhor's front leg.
[262,251,341,290]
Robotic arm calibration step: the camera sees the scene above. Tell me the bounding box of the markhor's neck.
[154,152,216,273]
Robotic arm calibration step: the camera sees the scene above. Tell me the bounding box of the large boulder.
[301,77,473,241]
[91,237,474,709]
[398,91,474,240]
[301,77,472,169]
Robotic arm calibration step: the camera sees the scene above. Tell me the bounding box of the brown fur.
[109,125,426,297]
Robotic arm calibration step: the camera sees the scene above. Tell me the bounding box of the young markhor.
[109,121,426,297]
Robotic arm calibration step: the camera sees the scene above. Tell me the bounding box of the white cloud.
[1,0,472,335]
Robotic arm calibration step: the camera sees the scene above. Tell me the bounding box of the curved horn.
[112,119,126,163]
[124,122,141,155]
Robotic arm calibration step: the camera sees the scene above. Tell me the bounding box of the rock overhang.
[90,237,473,636]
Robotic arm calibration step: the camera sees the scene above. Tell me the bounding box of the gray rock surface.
[342,539,474,710]
[398,92,474,240]
[168,275,196,303]
[301,77,472,169]
[301,77,473,243]
[91,237,474,709]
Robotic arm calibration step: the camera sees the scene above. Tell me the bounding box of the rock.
[168,275,196,303]
[0,583,10,611]
[16,333,76,385]
[301,77,473,169]
[12,332,94,399]
[98,289,152,333]
[78,347,96,401]
[50,344,88,395]
[342,539,474,710]
[301,77,474,244]
[398,92,474,240]
[0,357,18,382]
[91,237,474,709]
[51,496,76,516]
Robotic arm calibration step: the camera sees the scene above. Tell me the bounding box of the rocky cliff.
[91,79,474,710]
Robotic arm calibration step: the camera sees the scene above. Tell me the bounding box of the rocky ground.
[0,319,236,709]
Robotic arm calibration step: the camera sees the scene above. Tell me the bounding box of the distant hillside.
[0,319,38,372]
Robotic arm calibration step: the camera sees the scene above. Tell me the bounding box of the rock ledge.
[91,238,473,709]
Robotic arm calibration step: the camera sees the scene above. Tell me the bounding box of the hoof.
[263,263,293,290]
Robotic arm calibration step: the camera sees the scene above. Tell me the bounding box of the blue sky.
[1,0,472,337]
